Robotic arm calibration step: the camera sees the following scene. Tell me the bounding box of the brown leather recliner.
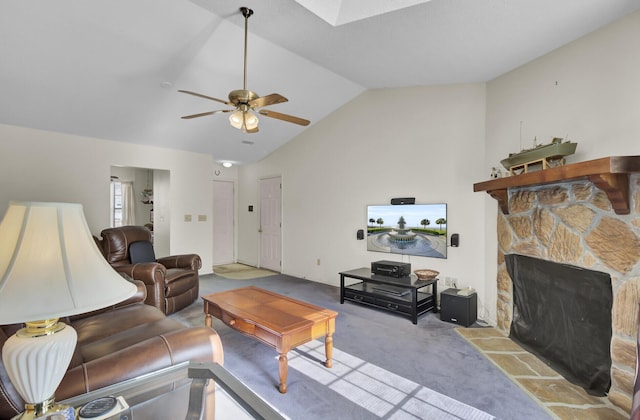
[96,226,201,315]
[0,280,223,419]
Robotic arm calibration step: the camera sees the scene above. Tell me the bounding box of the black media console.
[339,267,438,324]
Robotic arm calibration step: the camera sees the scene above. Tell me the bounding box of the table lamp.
[0,202,137,419]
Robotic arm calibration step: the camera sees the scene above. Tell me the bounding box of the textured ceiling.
[1,0,638,164]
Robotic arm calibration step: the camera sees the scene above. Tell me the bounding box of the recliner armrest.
[157,254,202,271]
[112,263,167,286]
[111,263,168,312]
[57,326,224,400]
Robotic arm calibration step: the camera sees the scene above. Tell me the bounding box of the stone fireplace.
[474,156,640,413]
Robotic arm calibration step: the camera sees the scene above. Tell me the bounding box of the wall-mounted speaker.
[390,197,415,205]
[357,229,364,240]
[451,233,459,247]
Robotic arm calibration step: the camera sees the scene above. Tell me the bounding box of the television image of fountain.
[366,203,447,259]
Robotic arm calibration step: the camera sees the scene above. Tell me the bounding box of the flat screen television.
[366,203,447,259]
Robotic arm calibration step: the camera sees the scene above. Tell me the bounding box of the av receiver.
[371,260,411,278]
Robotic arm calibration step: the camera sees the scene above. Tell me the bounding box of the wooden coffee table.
[203,286,338,393]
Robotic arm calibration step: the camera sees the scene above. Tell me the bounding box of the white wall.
[237,84,493,318]
[482,10,640,322]
[237,10,640,325]
[0,124,215,274]
[152,169,171,258]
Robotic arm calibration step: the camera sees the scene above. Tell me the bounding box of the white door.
[212,181,234,266]
[259,176,282,272]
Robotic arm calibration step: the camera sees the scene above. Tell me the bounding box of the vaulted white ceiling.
[1,0,639,164]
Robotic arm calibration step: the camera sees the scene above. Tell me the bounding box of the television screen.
[367,203,447,259]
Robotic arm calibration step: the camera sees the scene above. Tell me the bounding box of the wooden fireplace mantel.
[473,156,640,215]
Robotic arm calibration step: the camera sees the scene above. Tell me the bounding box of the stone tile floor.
[456,327,628,420]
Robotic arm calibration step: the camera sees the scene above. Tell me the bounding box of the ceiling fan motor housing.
[229,89,259,106]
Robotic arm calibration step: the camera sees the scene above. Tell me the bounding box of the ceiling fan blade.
[178,90,232,106]
[259,109,310,126]
[181,109,231,119]
[249,93,288,109]
[246,126,259,133]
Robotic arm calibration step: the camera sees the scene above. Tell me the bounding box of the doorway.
[212,180,235,266]
[259,176,282,272]
[109,166,170,257]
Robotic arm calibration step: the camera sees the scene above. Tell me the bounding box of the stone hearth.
[494,174,640,414]
[457,327,628,419]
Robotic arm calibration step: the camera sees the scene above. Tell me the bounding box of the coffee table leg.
[278,353,288,394]
[325,333,333,368]
[205,314,212,328]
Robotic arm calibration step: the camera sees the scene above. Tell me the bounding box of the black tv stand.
[339,268,438,324]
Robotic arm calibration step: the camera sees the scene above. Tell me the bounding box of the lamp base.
[11,401,74,420]
[2,320,77,419]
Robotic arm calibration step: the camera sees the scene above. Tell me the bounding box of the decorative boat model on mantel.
[501,137,577,174]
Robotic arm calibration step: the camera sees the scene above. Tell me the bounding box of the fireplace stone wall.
[495,174,640,413]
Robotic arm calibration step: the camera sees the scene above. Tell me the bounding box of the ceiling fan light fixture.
[244,111,259,130]
[229,109,259,132]
[229,110,244,129]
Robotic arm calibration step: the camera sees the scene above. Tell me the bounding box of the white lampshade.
[0,201,137,324]
[0,201,137,417]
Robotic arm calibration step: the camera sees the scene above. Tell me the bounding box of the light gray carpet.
[170,274,551,420]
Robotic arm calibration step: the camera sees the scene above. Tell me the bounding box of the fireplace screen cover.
[505,254,612,396]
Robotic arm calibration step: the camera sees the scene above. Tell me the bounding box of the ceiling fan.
[178,7,310,133]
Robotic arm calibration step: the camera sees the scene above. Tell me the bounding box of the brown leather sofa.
[0,280,222,419]
[96,225,201,315]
